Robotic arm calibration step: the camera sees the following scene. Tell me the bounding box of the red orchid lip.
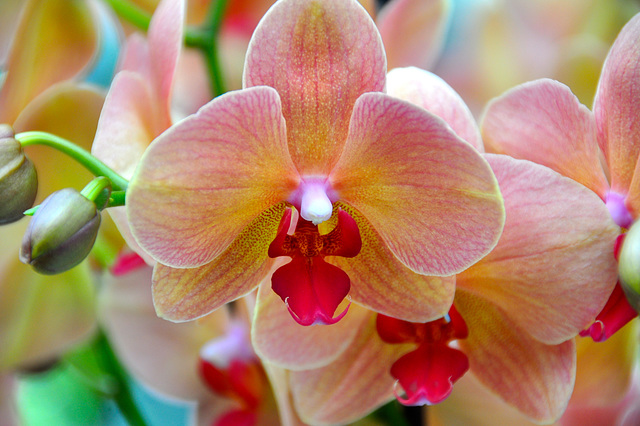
[268,209,362,326]
[377,307,470,406]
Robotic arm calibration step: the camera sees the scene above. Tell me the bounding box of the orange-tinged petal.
[262,364,307,426]
[99,265,228,401]
[330,92,504,276]
[481,78,608,198]
[0,0,97,123]
[127,86,300,268]
[328,202,455,323]
[252,266,367,370]
[429,372,540,426]
[386,67,483,152]
[289,312,408,425]
[594,13,640,200]
[377,0,450,70]
[457,155,619,345]
[455,290,576,423]
[243,0,386,175]
[152,203,287,321]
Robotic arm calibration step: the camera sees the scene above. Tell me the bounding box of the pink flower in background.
[125,0,505,328]
[481,12,640,342]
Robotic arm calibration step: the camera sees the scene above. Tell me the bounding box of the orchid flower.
[125,0,505,330]
[0,0,107,372]
[481,12,640,342]
[283,67,618,425]
[99,260,286,426]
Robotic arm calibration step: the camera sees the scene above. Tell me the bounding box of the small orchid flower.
[283,68,618,425]
[99,260,284,426]
[125,0,505,328]
[481,12,640,342]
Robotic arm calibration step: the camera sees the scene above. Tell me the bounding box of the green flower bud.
[618,221,640,313]
[0,124,37,224]
[20,188,101,275]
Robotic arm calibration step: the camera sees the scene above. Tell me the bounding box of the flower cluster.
[0,0,638,425]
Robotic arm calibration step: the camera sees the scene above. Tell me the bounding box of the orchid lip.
[284,296,352,326]
[392,379,454,406]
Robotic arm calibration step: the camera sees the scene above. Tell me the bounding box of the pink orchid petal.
[92,71,157,180]
[91,72,161,263]
[429,372,539,425]
[330,93,504,276]
[271,256,351,326]
[260,363,305,426]
[573,321,638,407]
[119,33,151,77]
[386,67,483,151]
[455,291,576,423]
[290,313,407,424]
[252,270,367,370]
[377,0,450,70]
[457,155,618,345]
[328,202,455,322]
[99,265,228,401]
[148,0,184,114]
[391,343,469,406]
[152,203,287,322]
[594,13,640,201]
[481,78,609,198]
[243,0,386,174]
[0,0,97,123]
[127,86,300,268]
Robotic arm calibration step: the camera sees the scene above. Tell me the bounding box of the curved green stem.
[16,131,129,191]
[81,176,112,205]
[102,0,150,31]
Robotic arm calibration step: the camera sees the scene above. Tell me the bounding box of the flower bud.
[0,124,37,224]
[618,221,640,313]
[20,188,101,274]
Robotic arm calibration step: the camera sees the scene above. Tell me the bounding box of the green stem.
[81,176,112,205]
[102,0,150,31]
[185,0,230,96]
[93,330,148,426]
[16,131,129,191]
[108,191,127,208]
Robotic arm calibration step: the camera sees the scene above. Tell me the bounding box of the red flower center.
[376,307,469,405]
[268,208,361,326]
